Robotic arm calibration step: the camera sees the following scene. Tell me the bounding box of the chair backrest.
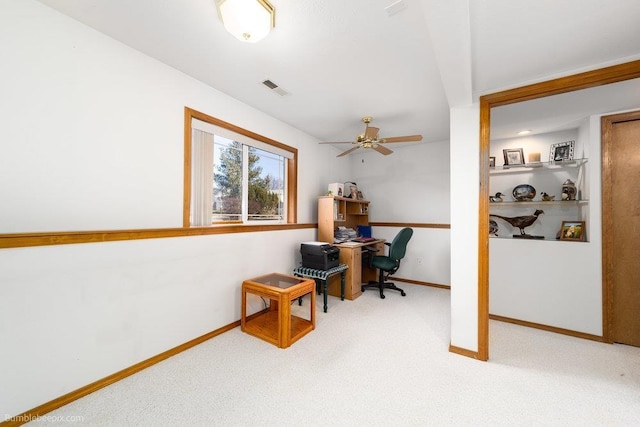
[388,227,413,261]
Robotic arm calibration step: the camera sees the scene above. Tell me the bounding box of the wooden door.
[602,111,640,347]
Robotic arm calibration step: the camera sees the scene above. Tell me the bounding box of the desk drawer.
[327,246,362,300]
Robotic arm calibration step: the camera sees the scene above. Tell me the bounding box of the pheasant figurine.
[490,209,544,237]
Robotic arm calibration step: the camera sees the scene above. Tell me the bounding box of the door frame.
[601,109,640,343]
[478,60,640,361]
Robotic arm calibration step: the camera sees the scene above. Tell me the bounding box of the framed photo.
[357,190,364,200]
[560,220,586,241]
[503,148,525,166]
[489,156,496,168]
[550,140,575,162]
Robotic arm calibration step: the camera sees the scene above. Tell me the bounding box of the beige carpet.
[25,284,640,426]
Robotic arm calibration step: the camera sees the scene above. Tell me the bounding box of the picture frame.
[357,190,364,200]
[503,148,525,166]
[559,220,586,241]
[489,156,496,168]
[550,140,575,162]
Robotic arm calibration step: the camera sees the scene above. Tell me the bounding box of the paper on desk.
[339,241,361,246]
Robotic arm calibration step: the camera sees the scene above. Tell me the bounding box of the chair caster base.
[362,280,405,298]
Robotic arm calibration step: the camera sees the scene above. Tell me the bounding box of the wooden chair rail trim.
[0,223,316,249]
[369,222,450,229]
[0,320,243,427]
[0,220,449,250]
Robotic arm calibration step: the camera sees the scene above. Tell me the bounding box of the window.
[210,136,285,222]
[184,108,297,227]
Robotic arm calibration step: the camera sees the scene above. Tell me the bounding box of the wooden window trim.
[183,107,297,227]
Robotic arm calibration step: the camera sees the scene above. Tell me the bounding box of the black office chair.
[361,227,413,299]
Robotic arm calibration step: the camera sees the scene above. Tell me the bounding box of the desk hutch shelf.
[318,196,370,243]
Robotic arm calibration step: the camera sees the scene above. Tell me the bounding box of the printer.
[300,241,340,270]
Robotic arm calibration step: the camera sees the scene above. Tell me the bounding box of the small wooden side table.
[241,273,315,349]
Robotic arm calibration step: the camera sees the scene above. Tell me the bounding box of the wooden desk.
[316,196,382,300]
[241,273,315,348]
[325,239,385,300]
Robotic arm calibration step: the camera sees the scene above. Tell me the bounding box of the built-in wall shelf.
[488,235,589,242]
[490,200,589,207]
[490,158,588,175]
[490,154,589,240]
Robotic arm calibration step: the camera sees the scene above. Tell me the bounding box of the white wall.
[489,239,602,333]
[349,140,451,286]
[449,104,480,351]
[350,140,450,224]
[0,0,349,417]
[0,1,344,233]
[0,230,314,416]
[489,118,603,336]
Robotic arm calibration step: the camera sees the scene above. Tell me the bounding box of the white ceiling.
[36,0,640,150]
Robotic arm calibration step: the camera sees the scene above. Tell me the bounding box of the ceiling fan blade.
[373,144,393,155]
[364,126,379,140]
[380,134,423,143]
[319,141,353,144]
[337,146,361,157]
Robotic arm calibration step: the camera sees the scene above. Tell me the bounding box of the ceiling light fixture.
[216,0,275,43]
[517,130,532,135]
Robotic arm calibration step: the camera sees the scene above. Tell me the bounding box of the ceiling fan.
[320,116,423,157]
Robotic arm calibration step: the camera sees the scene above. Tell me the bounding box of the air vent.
[262,79,290,96]
[262,79,278,89]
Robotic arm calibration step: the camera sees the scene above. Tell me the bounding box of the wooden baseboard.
[489,314,605,342]
[449,344,482,360]
[392,277,450,289]
[1,321,241,427]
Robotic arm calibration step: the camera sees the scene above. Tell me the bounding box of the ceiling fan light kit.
[320,116,423,157]
[216,0,275,43]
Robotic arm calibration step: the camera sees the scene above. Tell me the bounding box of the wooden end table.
[241,273,315,348]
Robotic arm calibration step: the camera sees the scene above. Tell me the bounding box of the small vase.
[562,179,576,201]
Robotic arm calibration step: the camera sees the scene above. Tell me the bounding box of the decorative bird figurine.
[489,220,499,236]
[489,192,504,202]
[541,192,555,201]
[489,210,544,235]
